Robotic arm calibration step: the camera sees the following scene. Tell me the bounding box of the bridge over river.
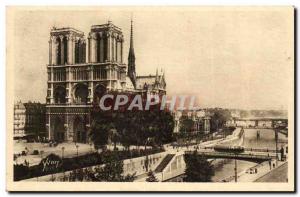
[146,127,288,182]
[185,148,278,163]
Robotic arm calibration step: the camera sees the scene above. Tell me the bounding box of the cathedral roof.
[135,74,165,90]
[136,75,156,89]
[14,101,25,110]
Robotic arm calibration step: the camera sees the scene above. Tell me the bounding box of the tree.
[90,105,174,151]
[13,164,30,181]
[176,116,195,144]
[183,151,214,182]
[179,117,194,134]
[146,170,159,182]
[108,128,120,150]
[210,109,232,132]
[89,110,112,150]
[155,110,175,145]
[114,112,130,151]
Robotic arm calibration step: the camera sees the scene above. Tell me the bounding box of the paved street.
[14,140,152,166]
[255,162,288,182]
[14,141,94,166]
[226,160,287,182]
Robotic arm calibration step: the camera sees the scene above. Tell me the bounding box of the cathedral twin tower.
[46,20,166,143]
[48,21,127,105]
[49,21,123,66]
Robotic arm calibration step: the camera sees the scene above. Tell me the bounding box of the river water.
[211,128,287,182]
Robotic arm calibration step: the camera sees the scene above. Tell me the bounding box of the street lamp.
[40,150,44,160]
[234,156,238,182]
[74,145,79,180]
[275,129,278,165]
[89,143,93,154]
[61,147,65,181]
[37,150,44,182]
[61,147,65,159]
[76,145,79,157]
[144,137,152,172]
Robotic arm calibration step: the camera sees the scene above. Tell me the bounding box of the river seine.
[211,128,287,182]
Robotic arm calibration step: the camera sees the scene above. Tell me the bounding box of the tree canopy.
[209,108,232,132]
[183,151,214,182]
[89,106,175,149]
[91,151,135,182]
[146,170,159,182]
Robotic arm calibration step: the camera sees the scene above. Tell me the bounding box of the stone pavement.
[255,162,288,182]
[14,142,94,166]
[226,160,287,182]
[14,141,153,166]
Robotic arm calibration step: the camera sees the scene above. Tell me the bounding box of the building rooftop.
[136,74,165,90]
[91,21,122,33]
[50,27,84,36]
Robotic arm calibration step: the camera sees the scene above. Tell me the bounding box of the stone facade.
[173,110,210,134]
[46,21,166,143]
[14,101,26,139]
[14,101,46,140]
[23,102,46,140]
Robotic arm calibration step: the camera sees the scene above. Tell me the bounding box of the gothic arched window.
[56,37,61,65]
[54,86,66,104]
[96,34,101,63]
[63,37,68,64]
[75,40,79,63]
[74,83,88,104]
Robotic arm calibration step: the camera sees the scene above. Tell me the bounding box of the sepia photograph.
[5,6,294,192]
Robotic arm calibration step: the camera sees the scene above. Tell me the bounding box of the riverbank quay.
[136,128,246,182]
[222,160,287,182]
[20,151,166,182]
[255,162,288,182]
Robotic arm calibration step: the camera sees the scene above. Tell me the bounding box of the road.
[255,162,288,182]
[14,141,152,166]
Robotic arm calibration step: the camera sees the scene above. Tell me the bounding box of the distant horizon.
[13,99,288,112]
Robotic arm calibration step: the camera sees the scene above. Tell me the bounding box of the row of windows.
[48,69,125,81]
[55,37,86,65]
[14,113,25,117]
[94,68,107,80]
[72,69,88,81]
[13,130,25,134]
[14,117,25,122]
[75,41,86,64]
[96,36,107,63]
[14,123,25,127]
[111,38,122,63]
[56,37,68,65]
[95,36,123,63]
[53,70,66,81]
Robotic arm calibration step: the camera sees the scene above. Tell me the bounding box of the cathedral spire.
[129,18,135,55]
[155,68,159,82]
[128,17,136,88]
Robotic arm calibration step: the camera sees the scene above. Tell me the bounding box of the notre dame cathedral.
[46,20,166,143]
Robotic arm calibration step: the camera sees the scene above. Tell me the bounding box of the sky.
[10,7,293,110]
